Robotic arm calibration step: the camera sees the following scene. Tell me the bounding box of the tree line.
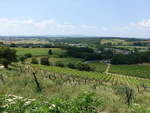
[111,51,150,64]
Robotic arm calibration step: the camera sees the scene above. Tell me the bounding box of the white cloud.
[0,18,149,38]
[134,19,150,28]
[22,19,33,24]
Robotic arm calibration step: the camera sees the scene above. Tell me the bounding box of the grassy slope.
[49,57,83,64]
[1,66,150,112]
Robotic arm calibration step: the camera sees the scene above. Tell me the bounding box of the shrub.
[24,53,32,58]
[19,56,26,63]
[76,63,93,71]
[48,49,53,55]
[113,85,134,106]
[67,63,76,69]
[0,47,17,68]
[49,92,102,113]
[31,58,38,64]
[55,61,65,67]
[40,57,50,66]
[0,93,102,113]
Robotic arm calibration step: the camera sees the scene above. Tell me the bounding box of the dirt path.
[104,64,111,74]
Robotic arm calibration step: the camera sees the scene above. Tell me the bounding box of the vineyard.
[32,64,150,89]
[1,63,150,112]
[109,64,150,79]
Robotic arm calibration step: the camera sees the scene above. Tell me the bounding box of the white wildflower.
[28,99,36,101]
[6,99,13,102]
[51,104,56,107]
[49,104,56,109]
[25,101,32,105]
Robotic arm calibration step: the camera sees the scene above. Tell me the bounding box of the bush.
[0,47,17,68]
[24,53,32,58]
[48,49,52,55]
[55,61,65,67]
[0,58,9,68]
[31,58,38,64]
[67,63,76,69]
[76,63,93,71]
[0,93,102,113]
[19,56,26,63]
[40,57,50,66]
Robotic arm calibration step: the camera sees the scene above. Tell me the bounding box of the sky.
[0,0,150,38]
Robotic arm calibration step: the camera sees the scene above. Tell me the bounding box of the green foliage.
[113,85,134,106]
[64,46,102,60]
[19,55,26,63]
[31,57,38,64]
[76,62,94,71]
[67,62,76,69]
[48,49,52,55]
[40,57,50,66]
[55,61,65,67]
[0,93,102,113]
[0,47,17,68]
[24,53,32,58]
[111,51,150,64]
[10,43,17,47]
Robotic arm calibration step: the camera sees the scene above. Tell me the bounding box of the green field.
[113,46,148,51]
[49,57,83,64]
[109,64,150,79]
[88,61,107,72]
[15,48,65,56]
[100,39,128,45]
[27,56,83,65]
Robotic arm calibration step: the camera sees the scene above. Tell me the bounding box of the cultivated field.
[100,39,128,45]
[109,64,150,79]
[33,64,150,88]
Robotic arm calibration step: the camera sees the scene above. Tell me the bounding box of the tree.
[40,57,50,66]
[0,58,10,68]
[0,47,17,68]
[0,42,4,46]
[19,56,26,63]
[76,62,93,71]
[48,49,53,55]
[31,57,38,64]
[10,43,17,47]
[67,63,76,69]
